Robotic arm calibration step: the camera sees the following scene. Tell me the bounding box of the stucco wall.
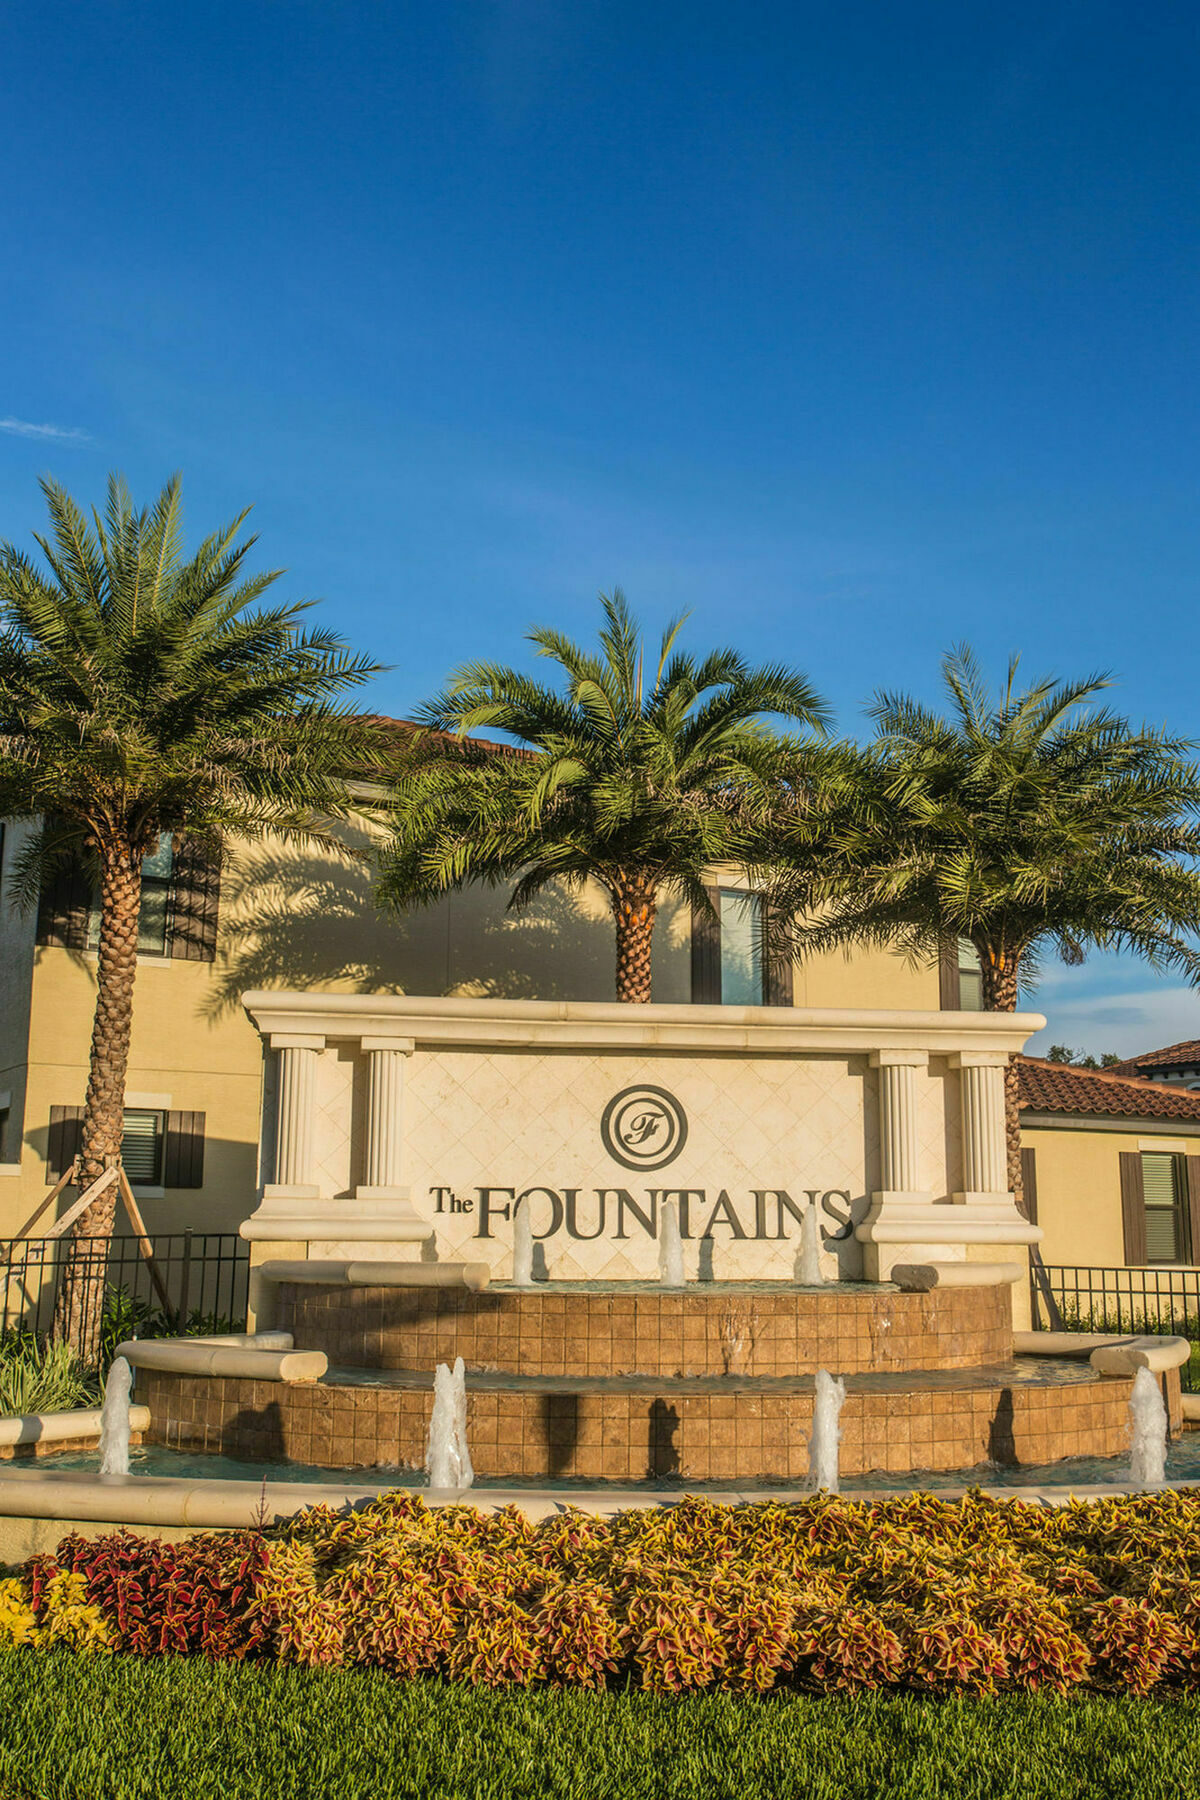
[1023,1122,1200,1269]
[0,820,37,1161]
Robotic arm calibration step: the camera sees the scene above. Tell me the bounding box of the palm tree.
[376,591,828,1000]
[0,474,383,1352]
[763,647,1200,1203]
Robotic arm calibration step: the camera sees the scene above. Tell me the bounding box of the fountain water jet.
[797,1201,826,1287]
[808,1368,845,1492]
[451,1355,474,1488]
[658,1197,685,1288]
[98,1356,133,1477]
[426,1357,474,1489]
[512,1197,534,1287]
[1128,1365,1168,1488]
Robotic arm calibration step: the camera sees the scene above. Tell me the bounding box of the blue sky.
[2,2,1198,1053]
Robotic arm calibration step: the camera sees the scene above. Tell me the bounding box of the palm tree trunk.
[53,839,143,1358]
[979,952,1024,1210]
[611,876,658,1003]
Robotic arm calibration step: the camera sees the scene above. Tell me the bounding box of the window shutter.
[1019,1147,1038,1225]
[169,837,221,962]
[762,904,794,1007]
[1119,1151,1147,1265]
[164,1111,205,1188]
[36,861,92,950]
[690,885,722,1004]
[1186,1157,1200,1265]
[938,939,961,1010]
[47,1105,84,1179]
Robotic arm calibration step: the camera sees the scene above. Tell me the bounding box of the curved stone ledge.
[0,1406,151,1449]
[1088,1338,1191,1376]
[0,1467,1196,1551]
[116,1340,326,1383]
[1015,1330,1191,1374]
[892,1262,1024,1291]
[258,1261,491,1293]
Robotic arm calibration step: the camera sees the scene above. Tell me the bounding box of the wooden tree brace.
[116,1169,174,1320]
[8,1159,81,1243]
[41,1166,120,1240]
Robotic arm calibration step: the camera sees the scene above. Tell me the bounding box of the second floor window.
[718,890,765,1004]
[941,938,984,1011]
[957,941,983,1011]
[86,834,174,957]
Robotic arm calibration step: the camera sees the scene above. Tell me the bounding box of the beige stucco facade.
[0,824,941,1240]
[1023,1117,1200,1274]
[7,817,1190,1303]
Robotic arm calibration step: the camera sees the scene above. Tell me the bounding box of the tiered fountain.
[132,1248,1177,1484]
[121,993,1189,1489]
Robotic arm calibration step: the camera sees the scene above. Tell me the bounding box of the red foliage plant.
[9,1490,1200,1698]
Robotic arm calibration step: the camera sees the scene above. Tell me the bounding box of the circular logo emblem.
[600,1085,688,1172]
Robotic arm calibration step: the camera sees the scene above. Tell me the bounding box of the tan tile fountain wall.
[273,1282,1011,1378]
[138,1365,1150,1480]
[135,1278,1174,1481]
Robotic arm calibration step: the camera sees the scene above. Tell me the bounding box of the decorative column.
[268,1035,324,1195]
[356,1037,414,1200]
[955,1054,1008,1200]
[856,1049,934,1282]
[877,1055,924,1195]
[242,1027,430,1255]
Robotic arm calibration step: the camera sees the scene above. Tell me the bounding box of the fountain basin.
[135,1355,1169,1482]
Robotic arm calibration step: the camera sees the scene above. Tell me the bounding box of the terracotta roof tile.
[1018,1056,1200,1121]
[1111,1039,1200,1076]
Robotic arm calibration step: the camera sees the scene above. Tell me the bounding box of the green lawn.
[0,1651,1198,1800]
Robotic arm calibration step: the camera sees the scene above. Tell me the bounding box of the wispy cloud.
[0,416,90,443]
[1024,985,1200,1061]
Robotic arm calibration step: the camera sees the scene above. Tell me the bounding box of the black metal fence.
[1034,1264,1200,1389]
[0,1232,250,1359]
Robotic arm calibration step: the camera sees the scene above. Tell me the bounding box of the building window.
[940,938,984,1010]
[86,834,174,956]
[718,890,764,1004]
[1141,1152,1188,1263]
[120,1110,165,1185]
[0,1107,10,1163]
[692,886,790,1005]
[957,941,983,1011]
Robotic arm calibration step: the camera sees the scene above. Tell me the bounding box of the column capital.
[360,1036,416,1056]
[948,1051,1010,1070]
[269,1033,325,1052]
[869,1049,929,1069]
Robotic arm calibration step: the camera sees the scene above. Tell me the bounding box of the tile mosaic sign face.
[388,1047,954,1281]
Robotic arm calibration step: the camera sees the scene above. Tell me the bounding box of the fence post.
[177,1228,193,1332]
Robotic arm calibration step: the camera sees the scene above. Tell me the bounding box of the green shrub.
[0,1333,99,1416]
[98,1287,239,1369]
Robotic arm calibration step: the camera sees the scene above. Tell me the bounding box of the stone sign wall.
[240,993,1039,1293]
